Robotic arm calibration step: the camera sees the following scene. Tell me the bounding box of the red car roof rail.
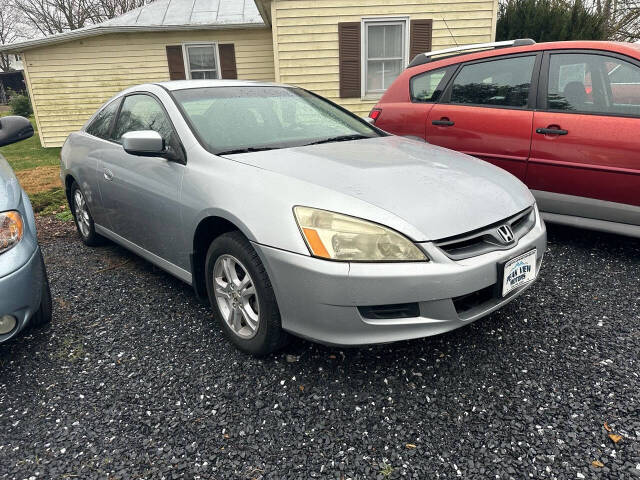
[408,38,536,68]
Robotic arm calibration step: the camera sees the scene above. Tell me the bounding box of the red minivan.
[371,40,640,238]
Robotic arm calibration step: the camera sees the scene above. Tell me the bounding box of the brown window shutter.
[338,22,361,98]
[166,45,186,80]
[219,44,238,79]
[410,19,433,62]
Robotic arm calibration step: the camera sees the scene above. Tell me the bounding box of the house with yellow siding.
[0,0,498,148]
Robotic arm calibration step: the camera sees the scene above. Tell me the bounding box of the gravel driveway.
[1,218,639,479]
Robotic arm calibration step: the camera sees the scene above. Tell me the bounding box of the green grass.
[29,188,67,215]
[0,117,61,172]
[0,113,67,217]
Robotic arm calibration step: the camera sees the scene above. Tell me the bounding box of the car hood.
[0,156,20,212]
[227,136,534,240]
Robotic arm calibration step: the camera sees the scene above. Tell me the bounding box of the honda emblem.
[497,224,514,244]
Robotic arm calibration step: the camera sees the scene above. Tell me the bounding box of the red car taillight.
[369,108,382,123]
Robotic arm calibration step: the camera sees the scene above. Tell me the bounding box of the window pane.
[383,59,403,89]
[411,68,448,102]
[191,70,217,80]
[367,59,403,93]
[608,60,640,112]
[188,45,216,70]
[367,60,384,92]
[173,86,379,154]
[367,24,403,59]
[547,54,594,112]
[86,99,120,139]
[450,56,535,107]
[548,53,640,116]
[112,95,176,150]
[367,25,386,59]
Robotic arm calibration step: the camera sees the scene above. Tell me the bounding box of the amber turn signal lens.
[301,227,331,258]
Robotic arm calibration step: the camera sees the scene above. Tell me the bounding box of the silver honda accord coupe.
[61,80,546,355]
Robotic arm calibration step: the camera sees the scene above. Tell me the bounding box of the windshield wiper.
[303,134,374,146]
[216,146,278,156]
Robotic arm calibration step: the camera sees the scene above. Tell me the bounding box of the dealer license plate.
[502,249,537,297]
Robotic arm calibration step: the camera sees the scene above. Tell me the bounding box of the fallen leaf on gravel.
[405,444,417,449]
[608,434,622,443]
[285,354,299,363]
[299,385,304,392]
[592,460,604,468]
[604,422,612,432]
[223,434,230,439]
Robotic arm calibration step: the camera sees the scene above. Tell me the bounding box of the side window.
[547,53,640,116]
[112,94,179,150]
[450,56,536,108]
[86,99,120,139]
[410,68,449,102]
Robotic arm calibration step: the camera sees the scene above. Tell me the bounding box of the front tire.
[205,231,289,356]
[70,181,103,246]
[31,255,52,328]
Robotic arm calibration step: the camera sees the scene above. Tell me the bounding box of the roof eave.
[254,0,272,26]
[0,22,267,53]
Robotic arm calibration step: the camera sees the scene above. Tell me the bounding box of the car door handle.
[103,168,114,181]
[536,127,568,136]
[432,119,455,126]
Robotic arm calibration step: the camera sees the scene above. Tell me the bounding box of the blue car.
[0,116,52,342]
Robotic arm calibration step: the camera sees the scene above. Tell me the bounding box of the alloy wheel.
[73,189,91,238]
[213,254,260,339]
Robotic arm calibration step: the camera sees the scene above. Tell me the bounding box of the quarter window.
[185,44,219,80]
[410,68,449,102]
[363,19,408,95]
[450,56,536,108]
[86,99,120,139]
[547,53,640,116]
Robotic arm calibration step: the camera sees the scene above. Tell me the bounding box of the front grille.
[435,206,535,260]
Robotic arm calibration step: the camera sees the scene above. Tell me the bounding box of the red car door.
[527,51,640,225]
[374,66,454,139]
[425,53,541,180]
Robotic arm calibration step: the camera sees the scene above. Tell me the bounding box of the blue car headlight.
[0,211,24,254]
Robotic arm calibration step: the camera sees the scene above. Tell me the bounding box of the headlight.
[0,211,24,254]
[294,206,427,262]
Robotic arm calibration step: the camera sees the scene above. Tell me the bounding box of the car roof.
[409,40,640,71]
[376,40,640,104]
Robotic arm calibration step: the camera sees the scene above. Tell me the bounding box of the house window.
[363,19,408,96]
[184,44,219,80]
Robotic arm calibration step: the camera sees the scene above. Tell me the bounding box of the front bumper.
[0,246,44,343]
[254,212,547,346]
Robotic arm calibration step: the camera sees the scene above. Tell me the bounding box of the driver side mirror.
[0,116,34,148]
[121,130,185,164]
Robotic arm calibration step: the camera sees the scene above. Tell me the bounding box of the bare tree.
[595,0,640,41]
[89,0,148,22]
[12,0,150,36]
[0,7,24,72]
[11,0,95,35]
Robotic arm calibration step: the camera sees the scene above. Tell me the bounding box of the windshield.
[172,86,382,154]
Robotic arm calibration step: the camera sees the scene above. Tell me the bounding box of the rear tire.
[31,255,52,328]
[205,231,289,356]
[70,181,103,246]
